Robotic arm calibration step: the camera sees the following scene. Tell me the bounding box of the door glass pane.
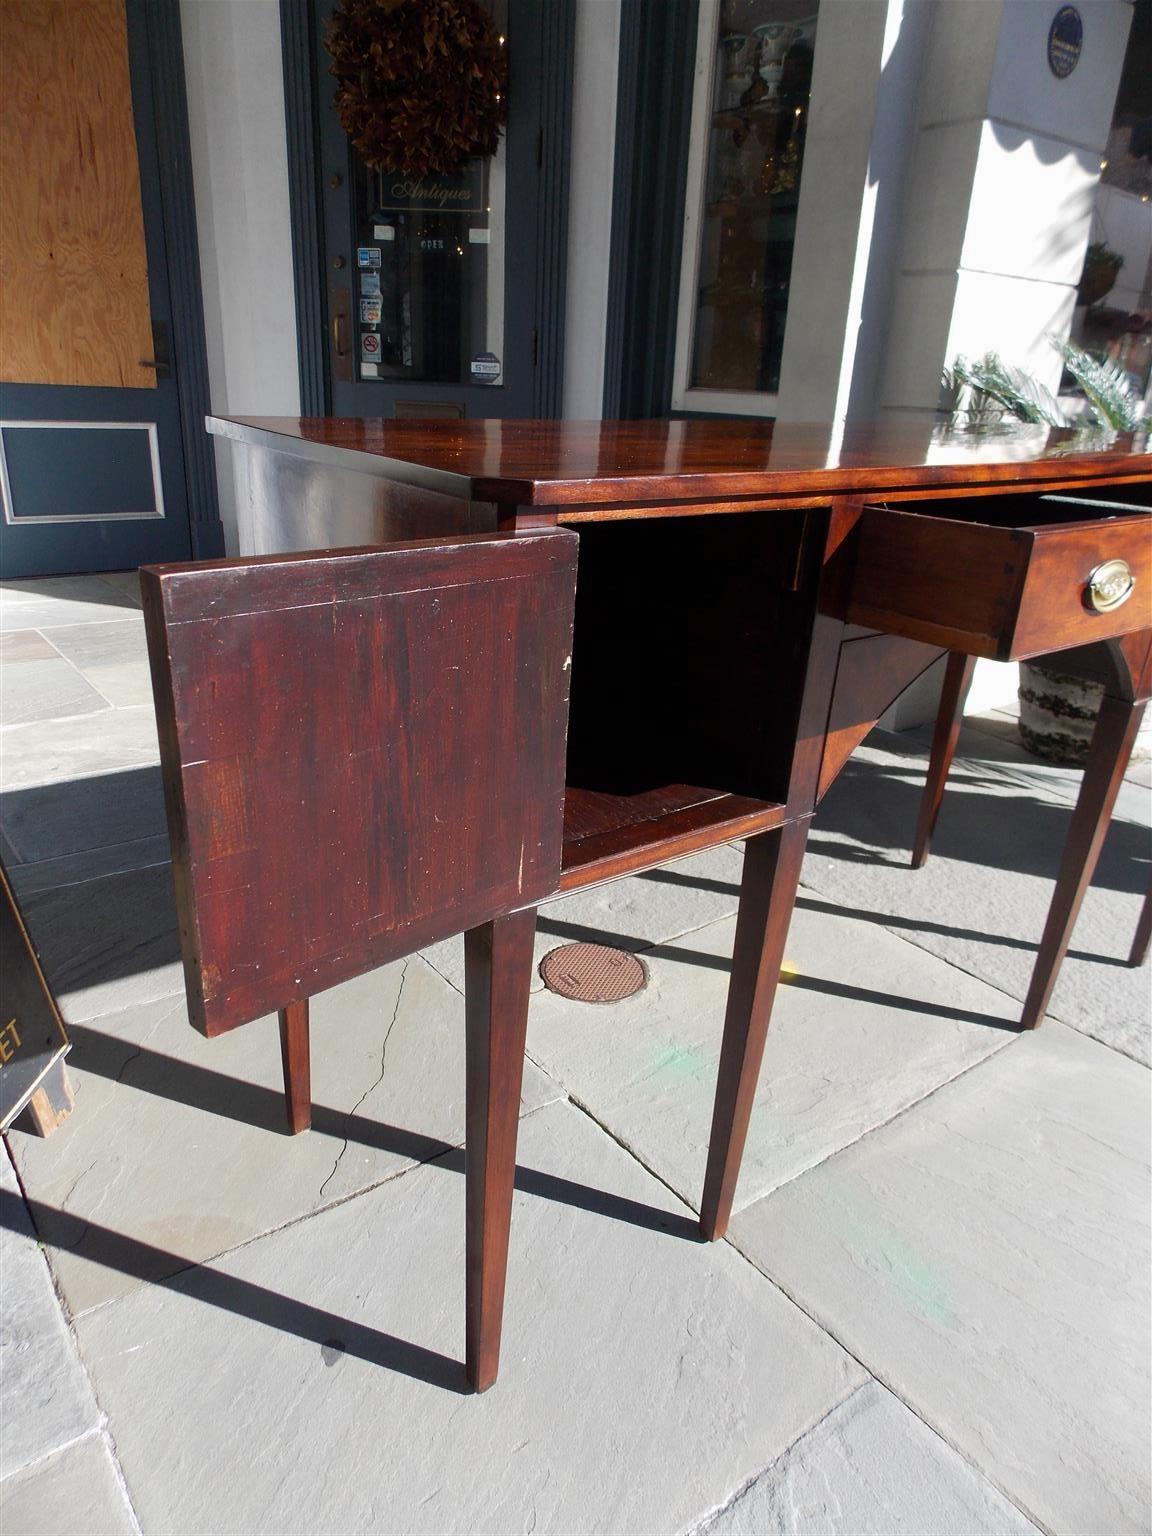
[689,2,818,394]
[349,0,507,388]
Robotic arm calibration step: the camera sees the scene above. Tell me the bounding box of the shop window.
[672,0,818,415]
[1065,0,1151,405]
[347,0,508,389]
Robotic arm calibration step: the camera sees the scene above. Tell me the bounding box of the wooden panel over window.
[0,0,155,388]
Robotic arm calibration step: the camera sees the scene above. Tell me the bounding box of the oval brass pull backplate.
[1085,558,1135,613]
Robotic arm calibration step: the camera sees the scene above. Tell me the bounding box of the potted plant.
[1077,242,1124,308]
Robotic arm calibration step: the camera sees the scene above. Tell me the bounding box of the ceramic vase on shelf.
[752,23,796,102]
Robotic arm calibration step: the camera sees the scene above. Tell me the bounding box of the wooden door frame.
[142,0,223,557]
[279,0,576,420]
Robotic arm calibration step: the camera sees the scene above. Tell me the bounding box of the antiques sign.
[1047,6,1083,78]
[374,161,487,216]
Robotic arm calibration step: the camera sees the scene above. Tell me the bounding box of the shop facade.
[174,0,1148,551]
[1,0,1147,573]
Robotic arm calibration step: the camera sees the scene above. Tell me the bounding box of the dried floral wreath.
[325,0,508,177]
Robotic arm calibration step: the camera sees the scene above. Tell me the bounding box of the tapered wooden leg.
[1129,881,1152,968]
[278,1000,311,1134]
[1020,694,1147,1029]
[911,651,978,869]
[701,818,810,1242]
[464,907,536,1393]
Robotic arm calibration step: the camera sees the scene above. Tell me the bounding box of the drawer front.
[847,505,1151,660]
[1013,516,1152,657]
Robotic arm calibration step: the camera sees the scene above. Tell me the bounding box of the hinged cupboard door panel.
[142,530,578,1034]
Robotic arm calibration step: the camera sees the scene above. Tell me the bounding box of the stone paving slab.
[0,657,110,728]
[942,718,1151,816]
[805,735,1151,1064]
[0,707,159,792]
[0,1435,137,1536]
[87,573,143,607]
[526,899,1017,1218]
[698,1381,1041,1536]
[11,958,562,1317]
[423,842,747,996]
[19,860,182,1020]
[1,631,60,663]
[0,1155,101,1481]
[39,620,148,673]
[728,1023,1152,1536]
[0,766,166,866]
[41,621,154,711]
[0,578,141,632]
[74,1099,865,1536]
[8,837,172,900]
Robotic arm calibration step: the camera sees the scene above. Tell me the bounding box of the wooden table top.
[208,416,1151,508]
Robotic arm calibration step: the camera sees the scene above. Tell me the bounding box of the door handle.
[138,320,172,378]
[333,312,349,358]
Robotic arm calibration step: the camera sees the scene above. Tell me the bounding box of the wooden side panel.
[0,0,154,388]
[142,533,578,1035]
[818,633,945,799]
[845,507,1026,658]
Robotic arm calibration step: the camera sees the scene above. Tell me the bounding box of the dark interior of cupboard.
[558,507,820,878]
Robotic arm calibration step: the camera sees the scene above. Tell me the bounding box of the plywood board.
[0,0,156,388]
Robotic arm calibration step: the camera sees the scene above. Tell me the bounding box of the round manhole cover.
[539,943,648,1003]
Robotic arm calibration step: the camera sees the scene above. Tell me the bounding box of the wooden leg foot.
[700,818,810,1242]
[1021,695,1147,1029]
[464,907,536,1393]
[278,999,311,1134]
[911,651,977,869]
[12,1058,74,1137]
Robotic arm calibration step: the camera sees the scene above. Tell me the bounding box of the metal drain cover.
[539,943,648,1003]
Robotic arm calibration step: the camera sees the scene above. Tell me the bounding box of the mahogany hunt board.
[143,417,1151,1392]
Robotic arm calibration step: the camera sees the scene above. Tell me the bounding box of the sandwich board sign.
[0,866,73,1135]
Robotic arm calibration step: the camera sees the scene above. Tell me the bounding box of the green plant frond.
[1052,339,1142,432]
[955,352,1067,426]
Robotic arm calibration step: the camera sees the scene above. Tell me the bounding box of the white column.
[879,0,1134,414]
[181,0,301,552]
[775,0,934,422]
[562,0,622,418]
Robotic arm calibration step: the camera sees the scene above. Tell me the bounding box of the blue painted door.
[313,0,570,420]
[0,0,194,578]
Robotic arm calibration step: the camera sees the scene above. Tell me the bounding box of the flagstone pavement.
[1,573,1148,1536]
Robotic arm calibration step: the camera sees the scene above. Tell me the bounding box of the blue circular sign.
[1048,6,1083,78]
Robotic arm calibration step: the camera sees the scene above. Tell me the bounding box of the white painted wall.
[180,0,300,552]
[562,0,622,418]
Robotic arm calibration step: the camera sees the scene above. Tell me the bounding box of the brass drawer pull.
[1085,558,1134,613]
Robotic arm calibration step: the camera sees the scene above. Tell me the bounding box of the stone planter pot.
[1018,662,1152,765]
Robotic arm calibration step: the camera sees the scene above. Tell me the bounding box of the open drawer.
[845,491,1152,660]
